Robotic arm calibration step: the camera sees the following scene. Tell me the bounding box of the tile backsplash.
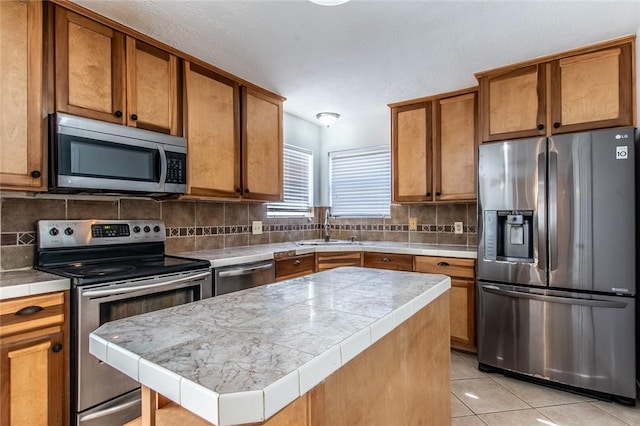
[0,196,476,271]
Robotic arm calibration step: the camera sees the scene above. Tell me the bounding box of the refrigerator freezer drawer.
[478,283,636,399]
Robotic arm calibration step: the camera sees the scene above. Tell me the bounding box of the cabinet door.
[55,7,125,124]
[184,61,241,198]
[241,86,283,201]
[0,331,65,426]
[434,92,477,201]
[276,254,315,281]
[479,64,546,142]
[392,103,432,202]
[126,37,180,135]
[450,278,475,348]
[550,44,634,133]
[0,0,45,190]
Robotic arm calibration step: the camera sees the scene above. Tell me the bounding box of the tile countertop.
[0,269,70,300]
[179,241,477,268]
[89,267,451,426]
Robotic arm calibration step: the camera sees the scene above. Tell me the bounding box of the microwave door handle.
[158,145,167,189]
[82,271,211,297]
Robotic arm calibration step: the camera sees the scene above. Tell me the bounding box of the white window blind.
[267,145,313,217]
[329,147,391,217]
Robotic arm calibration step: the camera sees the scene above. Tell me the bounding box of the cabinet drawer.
[276,254,315,281]
[414,256,475,279]
[316,252,362,272]
[363,253,413,271]
[0,292,65,338]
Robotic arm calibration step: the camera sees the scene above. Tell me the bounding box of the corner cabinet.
[477,36,635,142]
[414,256,477,352]
[0,291,69,425]
[390,88,477,203]
[183,63,284,201]
[55,7,180,134]
[0,0,46,191]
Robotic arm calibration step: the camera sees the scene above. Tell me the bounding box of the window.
[329,146,391,217]
[267,144,313,217]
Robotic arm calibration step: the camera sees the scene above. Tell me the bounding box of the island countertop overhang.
[89,266,451,425]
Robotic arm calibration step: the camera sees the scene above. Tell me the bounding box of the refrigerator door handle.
[548,151,558,271]
[537,151,547,272]
[482,285,628,309]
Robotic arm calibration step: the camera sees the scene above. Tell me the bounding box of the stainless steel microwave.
[49,113,187,195]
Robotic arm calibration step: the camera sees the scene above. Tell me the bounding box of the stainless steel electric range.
[37,219,212,426]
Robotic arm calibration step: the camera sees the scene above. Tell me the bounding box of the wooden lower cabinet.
[0,291,69,425]
[414,256,477,352]
[315,252,362,272]
[275,254,315,281]
[362,252,413,271]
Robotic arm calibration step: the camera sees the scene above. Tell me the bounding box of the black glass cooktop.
[39,255,210,286]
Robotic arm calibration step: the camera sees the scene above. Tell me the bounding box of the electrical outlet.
[409,217,417,231]
[454,222,463,234]
[252,221,263,235]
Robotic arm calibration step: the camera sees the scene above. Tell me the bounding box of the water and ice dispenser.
[483,211,534,262]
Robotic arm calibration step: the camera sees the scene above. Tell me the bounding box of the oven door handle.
[82,271,211,297]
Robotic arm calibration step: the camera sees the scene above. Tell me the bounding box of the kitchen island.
[89,267,451,425]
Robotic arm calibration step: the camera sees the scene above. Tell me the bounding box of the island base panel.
[134,291,451,426]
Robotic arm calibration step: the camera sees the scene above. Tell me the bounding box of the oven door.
[76,270,212,425]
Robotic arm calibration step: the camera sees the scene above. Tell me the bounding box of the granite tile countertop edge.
[89,267,451,426]
[179,241,477,268]
[0,269,70,300]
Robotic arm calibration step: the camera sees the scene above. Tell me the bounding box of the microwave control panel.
[166,152,186,184]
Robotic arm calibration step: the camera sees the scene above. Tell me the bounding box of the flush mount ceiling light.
[316,112,340,127]
[310,0,350,5]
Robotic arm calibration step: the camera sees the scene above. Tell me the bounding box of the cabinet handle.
[382,257,392,262]
[52,343,63,353]
[435,192,441,196]
[436,261,450,267]
[131,114,138,121]
[537,124,544,130]
[426,192,431,197]
[553,122,560,129]
[15,305,43,316]
[114,110,123,118]
[244,188,250,194]
[294,259,301,265]
[30,170,41,178]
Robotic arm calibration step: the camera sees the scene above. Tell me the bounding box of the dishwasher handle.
[218,263,274,278]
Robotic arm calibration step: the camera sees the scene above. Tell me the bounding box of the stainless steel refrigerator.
[477,127,637,403]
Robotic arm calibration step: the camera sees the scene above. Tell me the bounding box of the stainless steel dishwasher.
[213,260,275,296]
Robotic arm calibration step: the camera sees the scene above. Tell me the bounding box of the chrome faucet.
[324,208,331,242]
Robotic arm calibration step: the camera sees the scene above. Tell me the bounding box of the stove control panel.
[38,220,166,248]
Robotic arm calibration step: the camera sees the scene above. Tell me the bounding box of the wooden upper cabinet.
[550,43,634,134]
[125,38,179,134]
[0,0,46,191]
[478,64,546,142]
[55,7,125,124]
[391,102,432,202]
[434,91,477,201]
[241,86,283,201]
[184,61,240,198]
[55,7,180,134]
[477,36,635,142]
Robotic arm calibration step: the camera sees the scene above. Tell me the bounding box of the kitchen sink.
[295,239,364,246]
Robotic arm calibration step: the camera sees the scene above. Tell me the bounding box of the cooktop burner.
[36,220,211,285]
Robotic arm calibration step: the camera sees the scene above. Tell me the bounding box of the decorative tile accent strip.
[17,232,35,245]
[1,233,17,246]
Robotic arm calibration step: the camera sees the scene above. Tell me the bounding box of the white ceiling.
[72,0,640,126]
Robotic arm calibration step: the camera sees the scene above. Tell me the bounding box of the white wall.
[317,110,391,206]
[283,113,322,206]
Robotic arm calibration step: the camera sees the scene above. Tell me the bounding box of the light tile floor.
[450,350,640,425]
